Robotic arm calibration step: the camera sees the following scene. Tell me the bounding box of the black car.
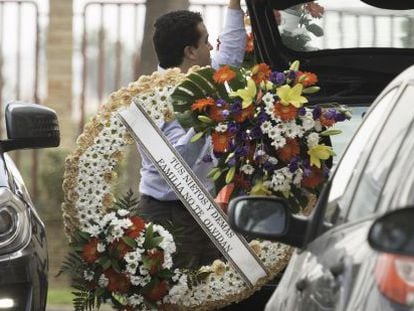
[226,0,414,310]
[0,103,59,310]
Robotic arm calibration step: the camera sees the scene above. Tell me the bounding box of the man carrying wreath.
[137,0,247,268]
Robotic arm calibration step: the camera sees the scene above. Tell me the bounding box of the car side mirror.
[1,102,60,152]
[368,207,414,256]
[228,196,309,248]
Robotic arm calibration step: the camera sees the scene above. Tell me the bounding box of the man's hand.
[228,0,242,10]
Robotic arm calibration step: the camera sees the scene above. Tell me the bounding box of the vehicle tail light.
[375,254,414,307]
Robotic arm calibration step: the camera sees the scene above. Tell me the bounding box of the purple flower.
[269,71,286,85]
[228,122,240,134]
[231,100,242,114]
[324,108,337,120]
[312,105,321,120]
[250,126,262,139]
[288,156,300,173]
[258,111,270,123]
[235,145,249,157]
[298,107,306,116]
[287,70,297,81]
[323,164,330,177]
[335,113,347,122]
[216,99,227,108]
[202,153,213,163]
[221,109,230,118]
[227,157,236,166]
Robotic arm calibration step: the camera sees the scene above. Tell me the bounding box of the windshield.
[276,0,414,51]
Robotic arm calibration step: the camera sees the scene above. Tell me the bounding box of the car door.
[267,72,414,310]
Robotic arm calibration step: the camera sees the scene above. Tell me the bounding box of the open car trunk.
[246,0,414,105]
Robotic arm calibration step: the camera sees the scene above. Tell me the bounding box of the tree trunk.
[139,0,190,75]
[126,0,190,197]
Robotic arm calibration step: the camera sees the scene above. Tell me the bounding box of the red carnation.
[104,268,131,293]
[109,239,132,260]
[144,280,169,302]
[147,249,165,275]
[277,139,300,162]
[302,167,325,189]
[126,215,146,238]
[82,238,99,263]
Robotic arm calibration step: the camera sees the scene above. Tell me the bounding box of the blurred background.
[1,0,414,308]
[0,0,234,307]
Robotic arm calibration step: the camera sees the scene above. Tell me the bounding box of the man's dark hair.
[153,10,203,69]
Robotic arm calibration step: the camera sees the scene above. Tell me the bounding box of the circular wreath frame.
[62,68,294,310]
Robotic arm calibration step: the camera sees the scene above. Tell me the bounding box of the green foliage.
[38,148,70,220]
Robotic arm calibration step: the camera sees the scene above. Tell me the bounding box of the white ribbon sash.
[118,102,268,286]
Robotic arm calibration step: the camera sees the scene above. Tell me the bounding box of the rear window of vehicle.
[276,0,414,51]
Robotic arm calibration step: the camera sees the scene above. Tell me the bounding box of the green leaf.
[175,110,197,129]
[143,224,154,249]
[207,167,220,178]
[306,23,324,37]
[197,115,213,124]
[320,129,342,136]
[187,72,216,95]
[99,256,111,270]
[122,236,137,248]
[146,236,164,249]
[111,259,122,272]
[225,152,235,164]
[225,166,236,184]
[157,268,174,279]
[190,131,205,143]
[302,86,320,94]
[179,80,206,99]
[212,170,222,181]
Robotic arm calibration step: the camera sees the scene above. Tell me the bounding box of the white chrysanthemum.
[110,217,132,230]
[84,224,101,237]
[215,123,228,133]
[284,120,304,138]
[267,127,282,140]
[268,156,279,165]
[127,294,144,307]
[124,251,139,264]
[97,242,106,253]
[314,120,323,132]
[117,209,129,217]
[301,111,315,131]
[139,265,149,276]
[271,168,293,192]
[271,136,286,149]
[240,164,255,175]
[307,132,320,148]
[126,262,138,274]
[83,270,94,281]
[106,226,124,243]
[293,168,303,185]
[262,92,274,105]
[260,121,272,134]
[98,274,109,288]
[100,212,117,228]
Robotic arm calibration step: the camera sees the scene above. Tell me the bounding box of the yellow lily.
[276,84,308,108]
[251,180,272,196]
[307,144,335,168]
[229,78,257,109]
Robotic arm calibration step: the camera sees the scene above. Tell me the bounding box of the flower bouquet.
[171,61,350,211]
[60,192,180,310]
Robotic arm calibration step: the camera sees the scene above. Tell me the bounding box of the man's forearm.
[228,0,241,10]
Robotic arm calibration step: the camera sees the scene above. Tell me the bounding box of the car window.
[324,88,397,224]
[379,121,414,210]
[276,1,414,52]
[346,85,414,221]
[330,106,367,167]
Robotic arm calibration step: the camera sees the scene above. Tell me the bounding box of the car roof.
[268,0,414,10]
[246,0,414,105]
